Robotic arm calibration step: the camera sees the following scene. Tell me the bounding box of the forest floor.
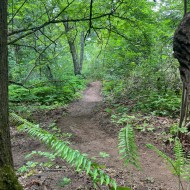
[11,81,186,190]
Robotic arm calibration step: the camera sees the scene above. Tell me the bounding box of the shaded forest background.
[8,0,183,117]
[1,0,190,189]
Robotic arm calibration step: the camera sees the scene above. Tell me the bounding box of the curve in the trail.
[57,81,107,143]
[56,81,179,190]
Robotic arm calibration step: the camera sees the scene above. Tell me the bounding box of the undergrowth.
[102,78,181,117]
[104,94,189,189]
[9,76,87,110]
[147,138,190,190]
[118,125,140,169]
[10,111,140,190]
[10,113,124,190]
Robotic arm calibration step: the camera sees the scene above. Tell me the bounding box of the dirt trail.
[57,82,121,166]
[56,81,179,190]
[12,81,181,190]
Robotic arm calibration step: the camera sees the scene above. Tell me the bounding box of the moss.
[0,165,23,190]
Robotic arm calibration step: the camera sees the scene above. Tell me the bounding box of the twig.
[8,0,28,25]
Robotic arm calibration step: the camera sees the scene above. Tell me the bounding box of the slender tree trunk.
[79,31,85,72]
[68,39,80,75]
[0,1,23,189]
[45,65,54,81]
[184,0,187,17]
[63,19,83,75]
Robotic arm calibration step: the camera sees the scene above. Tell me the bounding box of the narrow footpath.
[12,81,180,190]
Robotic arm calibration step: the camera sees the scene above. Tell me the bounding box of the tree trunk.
[45,65,54,81]
[68,39,81,75]
[63,19,83,75]
[173,13,190,134]
[79,31,85,72]
[0,0,23,189]
[184,0,187,16]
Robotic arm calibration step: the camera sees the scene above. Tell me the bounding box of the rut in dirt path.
[56,81,179,190]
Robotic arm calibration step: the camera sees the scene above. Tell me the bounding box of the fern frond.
[147,138,185,177]
[173,138,185,175]
[118,125,140,169]
[182,153,190,180]
[147,138,189,190]
[146,144,174,168]
[25,151,56,161]
[10,113,118,189]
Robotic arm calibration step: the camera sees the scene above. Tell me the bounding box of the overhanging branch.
[8,0,28,25]
[9,12,113,36]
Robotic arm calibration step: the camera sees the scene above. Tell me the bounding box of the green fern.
[118,125,140,169]
[146,144,175,170]
[147,137,190,189]
[25,151,56,161]
[147,138,186,177]
[10,113,118,189]
[173,138,185,176]
[182,154,190,181]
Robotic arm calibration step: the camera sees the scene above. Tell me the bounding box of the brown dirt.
[11,81,185,190]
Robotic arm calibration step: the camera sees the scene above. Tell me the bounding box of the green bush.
[103,77,181,117]
[9,76,87,106]
[9,85,37,102]
[135,92,180,116]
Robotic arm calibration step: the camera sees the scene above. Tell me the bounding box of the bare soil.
[12,81,184,190]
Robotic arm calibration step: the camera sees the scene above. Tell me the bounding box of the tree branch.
[9,80,28,89]
[89,0,93,32]
[9,12,113,36]
[8,0,75,37]
[184,0,187,17]
[8,0,28,25]
[39,29,56,44]
[22,32,64,83]
[11,43,39,52]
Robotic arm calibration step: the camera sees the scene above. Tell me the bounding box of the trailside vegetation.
[1,0,190,189]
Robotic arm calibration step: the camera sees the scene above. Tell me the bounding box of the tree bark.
[63,17,85,75]
[0,0,23,189]
[173,13,190,134]
[79,31,85,72]
[63,21,81,75]
[184,0,187,16]
[67,39,81,75]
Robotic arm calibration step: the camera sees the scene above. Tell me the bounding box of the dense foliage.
[8,0,184,117]
[95,1,183,117]
[9,76,86,108]
[5,0,190,189]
